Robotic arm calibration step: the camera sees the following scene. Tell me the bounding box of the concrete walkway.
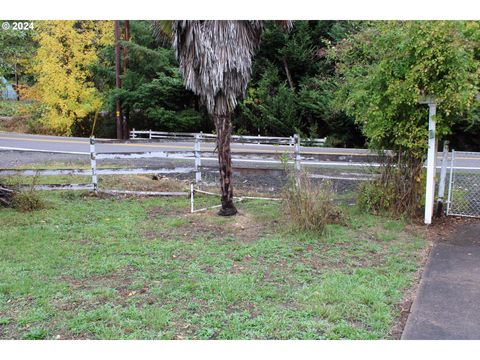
[402,222,480,339]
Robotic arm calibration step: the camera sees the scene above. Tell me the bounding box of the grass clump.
[282,171,343,233]
[22,328,49,340]
[12,189,46,212]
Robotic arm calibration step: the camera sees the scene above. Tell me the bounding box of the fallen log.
[0,184,14,207]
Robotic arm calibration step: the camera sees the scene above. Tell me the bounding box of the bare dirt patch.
[146,208,276,243]
[147,206,186,219]
[101,175,190,193]
[58,265,141,301]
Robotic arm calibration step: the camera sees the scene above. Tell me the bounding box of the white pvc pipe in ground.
[424,103,437,225]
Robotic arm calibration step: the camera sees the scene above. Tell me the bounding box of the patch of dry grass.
[282,171,344,233]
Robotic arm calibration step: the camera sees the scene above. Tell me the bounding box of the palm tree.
[154,20,290,216]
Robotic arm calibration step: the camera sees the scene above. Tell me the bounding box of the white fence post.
[190,183,194,213]
[294,134,301,172]
[194,133,202,183]
[89,136,98,193]
[131,128,135,139]
[436,140,449,216]
[149,129,152,139]
[424,102,437,225]
[294,134,301,186]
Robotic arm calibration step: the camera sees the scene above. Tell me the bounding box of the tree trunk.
[114,20,123,140]
[122,20,130,139]
[283,57,295,90]
[213,113,237,216]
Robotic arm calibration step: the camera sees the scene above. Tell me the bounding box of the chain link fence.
[447,151,480,218]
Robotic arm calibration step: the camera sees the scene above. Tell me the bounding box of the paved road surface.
[0,132,372,156]
[1,132,479,169]
[402,222,480,339]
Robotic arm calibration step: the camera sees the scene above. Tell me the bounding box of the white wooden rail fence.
[5,134,471,193]
[4,133,478,215]
[93,134,306,191]
[0,136,295,212]
[130,129,327,147]
[0,134,308,212]
[0,131,397,195]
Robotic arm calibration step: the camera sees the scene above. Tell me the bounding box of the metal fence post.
[194,133,202,183]
[294,134,301,172]
[436,140,449,217]
[446,149,455,215]
[89,136,98,193]
[294,134,301,186]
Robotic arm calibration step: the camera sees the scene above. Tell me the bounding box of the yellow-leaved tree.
[31,21,113,135]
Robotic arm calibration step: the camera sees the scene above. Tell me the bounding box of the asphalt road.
[0,132,372,156]
[402,222,480,339]
[1,132,479,169]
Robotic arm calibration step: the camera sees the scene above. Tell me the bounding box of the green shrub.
[358,155,425,217]
[12,189,46,212]
[0,101,19,116]
[358,181,395,215]
[282,171,344,234]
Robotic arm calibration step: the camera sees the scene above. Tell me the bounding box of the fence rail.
[0,167,195,177]
[6,137,479,202]
[129,129,327,146]
[0,134,349,194]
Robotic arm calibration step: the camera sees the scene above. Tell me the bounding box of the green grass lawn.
[0,191,426,339]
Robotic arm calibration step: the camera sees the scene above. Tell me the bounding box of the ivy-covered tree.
[334,20,479,157]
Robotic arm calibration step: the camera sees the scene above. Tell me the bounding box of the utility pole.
[114,20,123,140]
[123,20,129,71]
[122,20,130,139]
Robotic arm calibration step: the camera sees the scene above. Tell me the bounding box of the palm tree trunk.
[213,113,237,216]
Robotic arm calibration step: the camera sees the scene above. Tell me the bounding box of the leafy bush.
[0,101,20,116]
[358,181,395,215]
[358,154,425,217]
[282,171,343,233]
[334,21,480,159]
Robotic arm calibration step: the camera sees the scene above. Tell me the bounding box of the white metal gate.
[447,150,480,218]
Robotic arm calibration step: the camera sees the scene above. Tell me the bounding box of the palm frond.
[171,20,265,116]
[152,20,173,47]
